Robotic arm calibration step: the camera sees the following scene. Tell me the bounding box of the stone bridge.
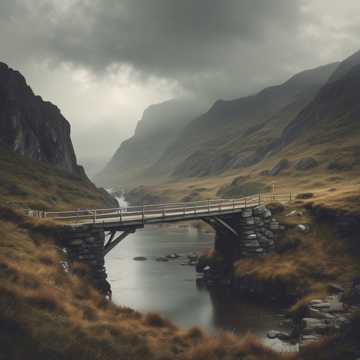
[30,193,292,296]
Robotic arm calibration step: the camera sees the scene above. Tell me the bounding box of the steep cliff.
[0,62,82,177]
[0,62,117,209]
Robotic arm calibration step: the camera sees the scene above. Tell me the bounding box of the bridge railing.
[30,192,293,223]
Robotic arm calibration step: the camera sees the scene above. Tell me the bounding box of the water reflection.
[106,226,296,351]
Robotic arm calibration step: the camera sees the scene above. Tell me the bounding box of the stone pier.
[204,204,280,265]
[61,225,110,296]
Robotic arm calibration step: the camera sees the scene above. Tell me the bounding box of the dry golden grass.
[0,206,293,360]
[0,149,115,211]
[234,207,360,305]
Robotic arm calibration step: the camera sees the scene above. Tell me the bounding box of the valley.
[1,21,360,360]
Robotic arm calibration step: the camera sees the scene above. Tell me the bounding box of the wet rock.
[302,318,330,334]
[267,330,278,339]
[296,224,309,232]
[328,283,345,294]
[166,253,180,259]
[134,257,147,261]
[156,257,169,262]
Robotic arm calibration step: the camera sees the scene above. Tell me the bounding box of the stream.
[105,195,297,352]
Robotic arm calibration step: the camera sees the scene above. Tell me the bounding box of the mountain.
[95,98,208,186]
[275,52,360,161]
[0,62,117,209]
[0,62,83,177]
[147,63,338,179]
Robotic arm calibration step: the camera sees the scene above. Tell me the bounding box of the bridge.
[29,192,292,296]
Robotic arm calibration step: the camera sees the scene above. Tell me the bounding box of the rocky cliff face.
[0,62,83,177]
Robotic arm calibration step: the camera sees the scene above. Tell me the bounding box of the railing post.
[119,208,122,222]
[258,193,261,205]
[245,197,247,208]
[142,207,145,223]
[93,210,96,224]
[208,200,210,213]
[162,207,165,217]
[290,192,292,202]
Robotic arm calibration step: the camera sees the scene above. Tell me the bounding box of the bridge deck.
[29,193,292,229]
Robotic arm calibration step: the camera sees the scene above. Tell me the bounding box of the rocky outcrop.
[269,159,290,176]
[295,157,318,171]
[217,179,271,198]
[0,62,83,177]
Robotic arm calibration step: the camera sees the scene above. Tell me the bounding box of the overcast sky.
[1,0,360,166]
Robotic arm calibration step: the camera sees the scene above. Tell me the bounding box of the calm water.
[106,225,297,351]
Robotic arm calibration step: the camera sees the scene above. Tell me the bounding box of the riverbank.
[1,204,360,358]
[196,199,360,354]
[0,206,293,359]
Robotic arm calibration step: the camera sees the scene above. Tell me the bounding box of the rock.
[259,170,270,176]
[295,157,319,171]
[166,253,180,259]
[296,192,314,200]
[264,210,272,218]
[241,209,253,218]
[328,283,345,294]
[301,335,321,346]
[277,332,291,341]
[286,210,298,217]
[156,257,169,262]
[133,257,147,261]
[310,302,331,310]
[328,302,345,313]
[328,160,353,171]
[267,330,279,339]
[302,318,330,334]
[296,224,309,232]
[246,234,257,240]
[253,205,266,215]
[269,159,290,176]
[203,266,211,272]
[308,307,335,320]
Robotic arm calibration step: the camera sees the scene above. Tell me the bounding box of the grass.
[233,204,360,305]
[0,206,295,360]
[0,148,115,211]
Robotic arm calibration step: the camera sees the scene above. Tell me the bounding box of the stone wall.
[213,204,280,263]
[60,225,110,297]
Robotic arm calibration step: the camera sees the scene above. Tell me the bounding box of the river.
[106,196,297,352]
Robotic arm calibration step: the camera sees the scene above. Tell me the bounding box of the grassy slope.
[0,149,115,211]
[234,203,360,302]
[0,206,289,360]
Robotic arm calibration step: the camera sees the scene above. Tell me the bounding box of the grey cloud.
[0,0,304,99]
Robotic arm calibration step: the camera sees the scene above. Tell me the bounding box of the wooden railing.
[27,192,293,225]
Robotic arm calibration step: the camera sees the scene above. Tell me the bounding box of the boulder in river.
[134,256,147,261]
